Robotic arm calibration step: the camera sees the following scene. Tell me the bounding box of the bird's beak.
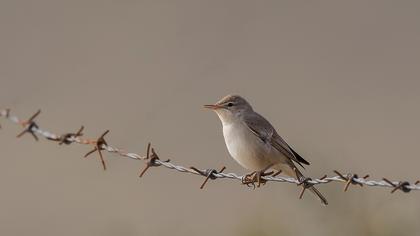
[204,104,223,110]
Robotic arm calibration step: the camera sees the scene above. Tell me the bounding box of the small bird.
[204,95,328,205]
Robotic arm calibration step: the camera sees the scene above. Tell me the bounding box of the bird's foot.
[242,170,274,189]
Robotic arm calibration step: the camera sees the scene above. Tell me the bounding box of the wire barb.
[139,143,170,178]
[57,126,84,145]
[334,170,367,192]
[382,178,411,193]
[297,177,314,199]
[84,130,109,170]
[190,166,226,189]
[16,109,41,141]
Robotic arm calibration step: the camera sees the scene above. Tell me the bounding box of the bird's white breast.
[222,121,273,171]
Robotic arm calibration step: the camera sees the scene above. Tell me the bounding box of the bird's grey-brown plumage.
[205,94,328,205]
[242,112,310,168]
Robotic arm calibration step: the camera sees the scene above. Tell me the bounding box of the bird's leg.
[242,164,274,188]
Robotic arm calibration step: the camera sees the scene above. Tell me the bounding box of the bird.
[204,94,328,205]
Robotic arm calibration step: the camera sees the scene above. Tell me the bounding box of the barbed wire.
[1,108,419,199]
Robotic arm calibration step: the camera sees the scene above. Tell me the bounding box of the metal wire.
[1,108,419,194]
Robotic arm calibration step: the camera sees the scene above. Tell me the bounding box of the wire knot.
[139,143,170,178]
[47,126,84,144]
[334,170,368,192]
[383,178,412,193]
[84,130,110,170]
[16,109,41,141]
[298,177,314,188]
[190,166,226,189]
[297,177,314,199]
[58,126,84,145]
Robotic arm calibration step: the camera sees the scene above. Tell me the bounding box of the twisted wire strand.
[1,109,419,192]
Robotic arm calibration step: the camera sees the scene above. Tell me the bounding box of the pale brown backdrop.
[1,1,420,235]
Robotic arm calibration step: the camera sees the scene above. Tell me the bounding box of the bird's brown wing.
[242,112,309,168]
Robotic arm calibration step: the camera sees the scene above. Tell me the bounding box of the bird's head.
[204,94,253,124]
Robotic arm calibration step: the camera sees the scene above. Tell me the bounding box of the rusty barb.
[59,126,85,145]
[139,143,170,178]
[84,130,110,170]
[16,109,41,141]
[1,108,420,201]
[382,178,411,193]
[46,125,85,144]
[190,166,226,189]
[298,175,328,199]
[334,170,370,192]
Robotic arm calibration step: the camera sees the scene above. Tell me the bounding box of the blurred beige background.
[1,0,420,235]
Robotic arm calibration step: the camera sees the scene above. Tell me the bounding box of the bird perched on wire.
[204,94,328,205]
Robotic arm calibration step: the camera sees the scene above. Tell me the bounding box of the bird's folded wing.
[242,112,308,168]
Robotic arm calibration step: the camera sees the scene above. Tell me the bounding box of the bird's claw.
[242,170,274,189]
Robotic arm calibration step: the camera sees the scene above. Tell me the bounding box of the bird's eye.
[227,102,234,107]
